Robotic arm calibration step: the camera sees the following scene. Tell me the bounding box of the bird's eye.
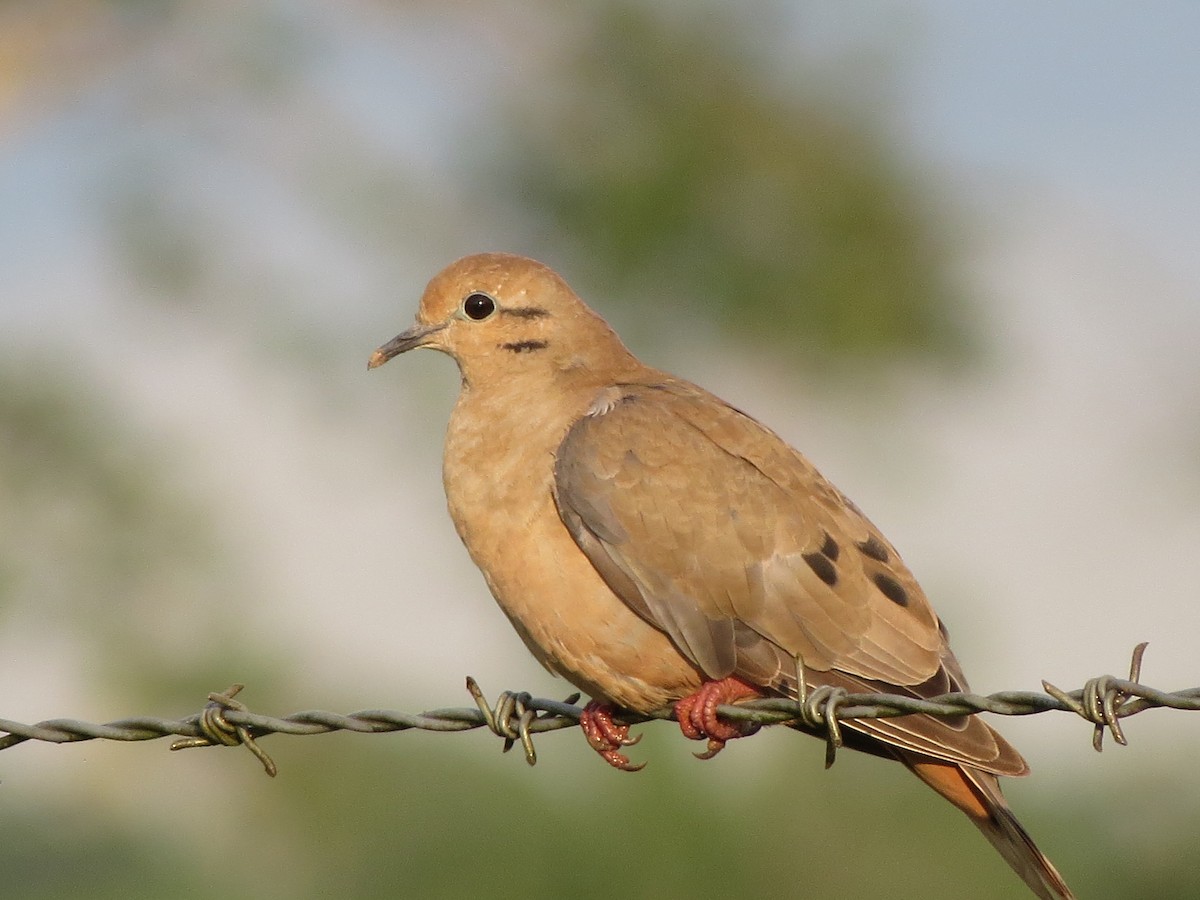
[463,292,496,321]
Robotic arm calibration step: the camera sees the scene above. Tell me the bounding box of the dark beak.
[367,322,446,370]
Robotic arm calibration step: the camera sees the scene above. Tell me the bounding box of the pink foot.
[674,676,762,759]
[579,700,645,772]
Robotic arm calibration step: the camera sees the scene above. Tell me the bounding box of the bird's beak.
[367,322,446,370]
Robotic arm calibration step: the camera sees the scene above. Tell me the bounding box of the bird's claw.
[674,677,761,759]
[579,700,645,771]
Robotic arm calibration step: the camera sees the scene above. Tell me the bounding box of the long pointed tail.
[902,755,1074,900]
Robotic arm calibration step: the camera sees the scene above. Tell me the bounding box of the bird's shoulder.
[559,375,843,514]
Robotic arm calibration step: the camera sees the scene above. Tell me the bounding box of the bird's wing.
[553,379,1025,774]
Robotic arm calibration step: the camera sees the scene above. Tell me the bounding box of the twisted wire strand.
[2,643,1196,776]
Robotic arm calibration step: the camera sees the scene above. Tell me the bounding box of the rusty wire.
[2,643,1197,777]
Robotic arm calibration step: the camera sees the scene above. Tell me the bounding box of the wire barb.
[169,684,278,777]
[1042,641,1149,752]
[800,686,849,769]
[783,650,845,766]
[3,643,1198,775]
[465,677,582,766]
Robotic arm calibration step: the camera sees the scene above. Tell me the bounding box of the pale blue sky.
[771,2,1200,286]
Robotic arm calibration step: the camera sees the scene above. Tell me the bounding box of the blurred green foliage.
[498,3,969,370]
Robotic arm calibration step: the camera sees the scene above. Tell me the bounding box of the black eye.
[463,292,496,321]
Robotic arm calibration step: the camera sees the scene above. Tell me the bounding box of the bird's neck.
[441,357,660,536]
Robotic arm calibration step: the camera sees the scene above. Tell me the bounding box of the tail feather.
[904,755,1075,900]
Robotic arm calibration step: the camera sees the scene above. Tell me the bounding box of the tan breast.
[441,381,702,710]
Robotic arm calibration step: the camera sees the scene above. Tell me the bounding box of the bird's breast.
[439,386,702,710]
[442,387,567,543]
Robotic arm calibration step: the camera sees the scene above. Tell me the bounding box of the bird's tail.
[902,755,1075,900]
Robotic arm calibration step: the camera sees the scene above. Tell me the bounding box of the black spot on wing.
[802,551,838,586]
[820,531,839,561]
[857,535,890,563]
[872,572,908,606]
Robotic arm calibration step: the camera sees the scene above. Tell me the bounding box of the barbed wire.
[2,643,1197,777]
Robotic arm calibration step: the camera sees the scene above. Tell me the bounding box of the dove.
[369,252,1074,899]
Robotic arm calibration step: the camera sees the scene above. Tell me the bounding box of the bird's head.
[369,253,637,387]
